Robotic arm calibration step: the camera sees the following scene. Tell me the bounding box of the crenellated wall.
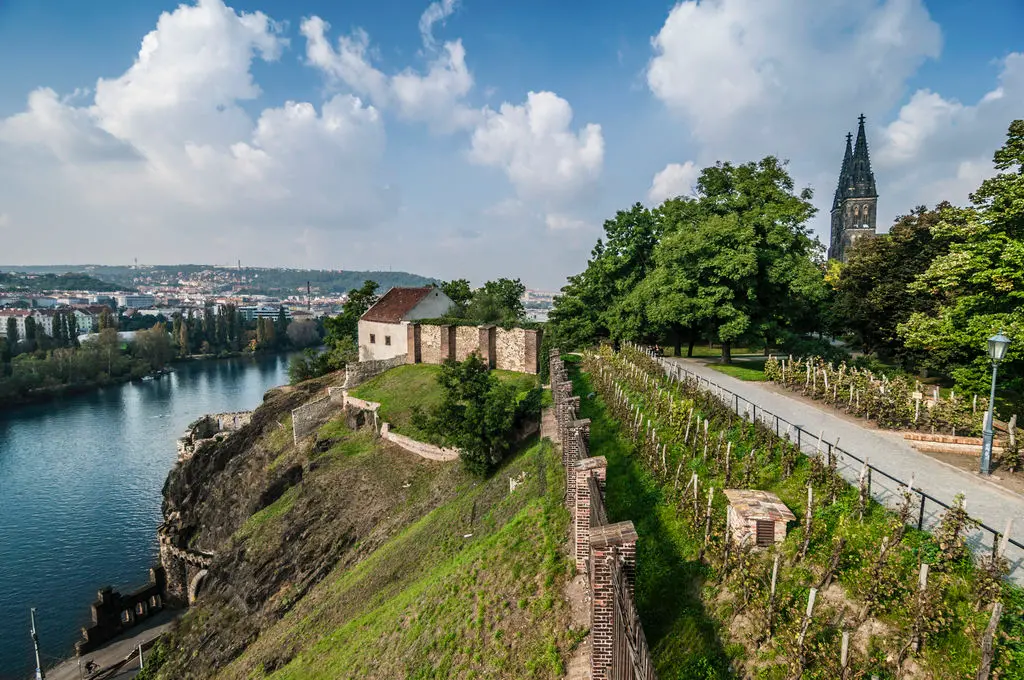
[75,568,168,655]
[549,349,656,680]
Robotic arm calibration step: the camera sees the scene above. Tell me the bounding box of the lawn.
[663,344,760,359]
[706,358,767,381]
[350,363,539,439]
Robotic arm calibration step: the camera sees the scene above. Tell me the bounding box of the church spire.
[849,113,877,198]
[833,132,854,208]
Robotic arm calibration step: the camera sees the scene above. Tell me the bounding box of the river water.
[0,354,293,679]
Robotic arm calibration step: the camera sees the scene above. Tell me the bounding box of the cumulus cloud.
[0,0,391,265]
[419,0,459,48]
[469,92,604,212]
[300,16,479,132]
[644,0,1024,240]
[648,161,699,204]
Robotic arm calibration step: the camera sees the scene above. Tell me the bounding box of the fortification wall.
[342,353,408,388]
[292,395,335,444]
[454,325,478,361]
[380,423,459,461]
[407,323,541,375]
[177,411,253,461]
[76,568,168,655]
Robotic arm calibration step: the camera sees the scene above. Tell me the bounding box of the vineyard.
[762,356,1022,472]
[578,344,1023,679]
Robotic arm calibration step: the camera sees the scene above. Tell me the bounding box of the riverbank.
[0,349,293,409]
[0,354,294,679]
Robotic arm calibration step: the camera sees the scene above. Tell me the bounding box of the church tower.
[828,115,878,262]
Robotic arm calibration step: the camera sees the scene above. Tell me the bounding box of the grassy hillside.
[143,396,575,679]
[350,364,539,439]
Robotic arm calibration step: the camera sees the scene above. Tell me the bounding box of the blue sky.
[0,0,1021,289]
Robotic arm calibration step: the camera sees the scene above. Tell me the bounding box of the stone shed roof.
[360,287,434,324]
[723,489,796,522]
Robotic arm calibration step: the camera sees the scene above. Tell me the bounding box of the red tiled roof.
[360,287,435,323]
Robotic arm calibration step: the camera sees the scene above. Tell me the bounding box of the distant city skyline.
[1,0,1022,289]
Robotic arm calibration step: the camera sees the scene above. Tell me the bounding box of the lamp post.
[980,331,1011,475]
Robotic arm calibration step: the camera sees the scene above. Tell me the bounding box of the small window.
[370,334,376,344]
[385,335,391,346]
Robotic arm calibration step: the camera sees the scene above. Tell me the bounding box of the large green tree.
[831,204,951,363]
[440,279,473,311]
[466,278,526,325]
[899,120,1024,402]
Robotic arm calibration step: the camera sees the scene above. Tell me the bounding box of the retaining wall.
[292,395,335,444]
[343,353,409,388]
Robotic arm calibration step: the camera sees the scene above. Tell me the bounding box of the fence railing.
[632,345,1022,581]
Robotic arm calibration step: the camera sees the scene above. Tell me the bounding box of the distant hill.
[0,271,125,293]
[0,265,437,296]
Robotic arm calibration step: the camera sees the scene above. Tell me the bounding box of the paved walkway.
[661,357,1024,583]
[42,611,177,680]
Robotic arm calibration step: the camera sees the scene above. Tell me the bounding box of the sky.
[0,0,1021,290]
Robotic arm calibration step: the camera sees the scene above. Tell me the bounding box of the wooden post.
[912,563,930,653]
[976,602,1003,680]
[766,554,780,640]
[858,459,869,520]
[799,485,814,561]
[796,588,818,670]
[699,487,715,562]
[840,631,850,680]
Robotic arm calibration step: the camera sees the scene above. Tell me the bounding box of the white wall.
[358,320,408,362]
[405,289,453,320]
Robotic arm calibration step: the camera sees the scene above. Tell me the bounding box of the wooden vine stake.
[699,486,715,562]
[796,587,818,675]
[840,631,850,680]
[799,485,814,561]
[766,553,780,641]
[976,602,1003,680]
[911,563,930,654]
[858,458,870,521]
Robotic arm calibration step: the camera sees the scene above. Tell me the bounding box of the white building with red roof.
[358,287,453,362]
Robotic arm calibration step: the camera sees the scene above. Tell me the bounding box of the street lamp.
[980,331,1011,475]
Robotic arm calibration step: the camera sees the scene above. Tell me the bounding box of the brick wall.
[549,349,656,680]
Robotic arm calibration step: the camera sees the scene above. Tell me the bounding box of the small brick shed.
[724,489,796,547]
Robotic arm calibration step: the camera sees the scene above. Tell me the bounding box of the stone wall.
[420,324,443,365]
[76,567,168,655]
[291,395,335,444]
[405,323,541,375]
[177,411,253,461]
[455,325,478,361]
[342,353,409,388]
[550,349,656,680]
[380,423,460,461]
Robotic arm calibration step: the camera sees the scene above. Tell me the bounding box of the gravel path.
[660,356,1024,583]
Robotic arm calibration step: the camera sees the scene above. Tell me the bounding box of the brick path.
[662,357,1024,584]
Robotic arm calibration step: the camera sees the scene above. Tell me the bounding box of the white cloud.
[874,53,1024,210]
[0,0,391,265]
[300,16,479,132]
[647,0,942,157]
[648,161,699,204]
[545,214,589,231]
[469,91,604,209]
[419,0,459,48]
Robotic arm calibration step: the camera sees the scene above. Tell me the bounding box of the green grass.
[195,438,573,680]
[575,351,1024,679]
[350,364,539,439]
[706,358,767,381]
[664,345,760,359]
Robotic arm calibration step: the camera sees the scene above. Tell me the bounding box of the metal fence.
[634,348,1023,582]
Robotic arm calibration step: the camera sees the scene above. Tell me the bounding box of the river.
[0,354,293,679]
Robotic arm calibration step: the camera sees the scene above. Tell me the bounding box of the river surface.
[0,354,293,679]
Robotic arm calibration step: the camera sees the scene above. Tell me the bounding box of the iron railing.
[632,346,1022,580]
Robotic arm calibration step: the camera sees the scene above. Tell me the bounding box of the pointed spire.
[833,132,854,208]
[849,114,877,198]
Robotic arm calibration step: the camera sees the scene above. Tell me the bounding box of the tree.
[0,337,10,377]
[98,307,116,331]
[178,314,191,356]
[5,317,18,347]
[466,278,527,325]
[832,204,951,363]
[323,280,379,348]
[413,354,518,475]
[440,279,473,312]
[132,322,174,369]
[24,316,37,352]
[67,312,79,348]
[899,120,1024,402]
[550,203,661,348]
[286,319,321,348]
[275,307,289,345]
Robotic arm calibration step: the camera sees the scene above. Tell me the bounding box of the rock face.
[150,372,467,678]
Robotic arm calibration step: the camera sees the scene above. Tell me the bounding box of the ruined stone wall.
[342,353,408,388]
[291,395,335,444]
[380,423,460,461]
[177,411,253,462]
[76,568,168,654]
[407,324,540,374]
